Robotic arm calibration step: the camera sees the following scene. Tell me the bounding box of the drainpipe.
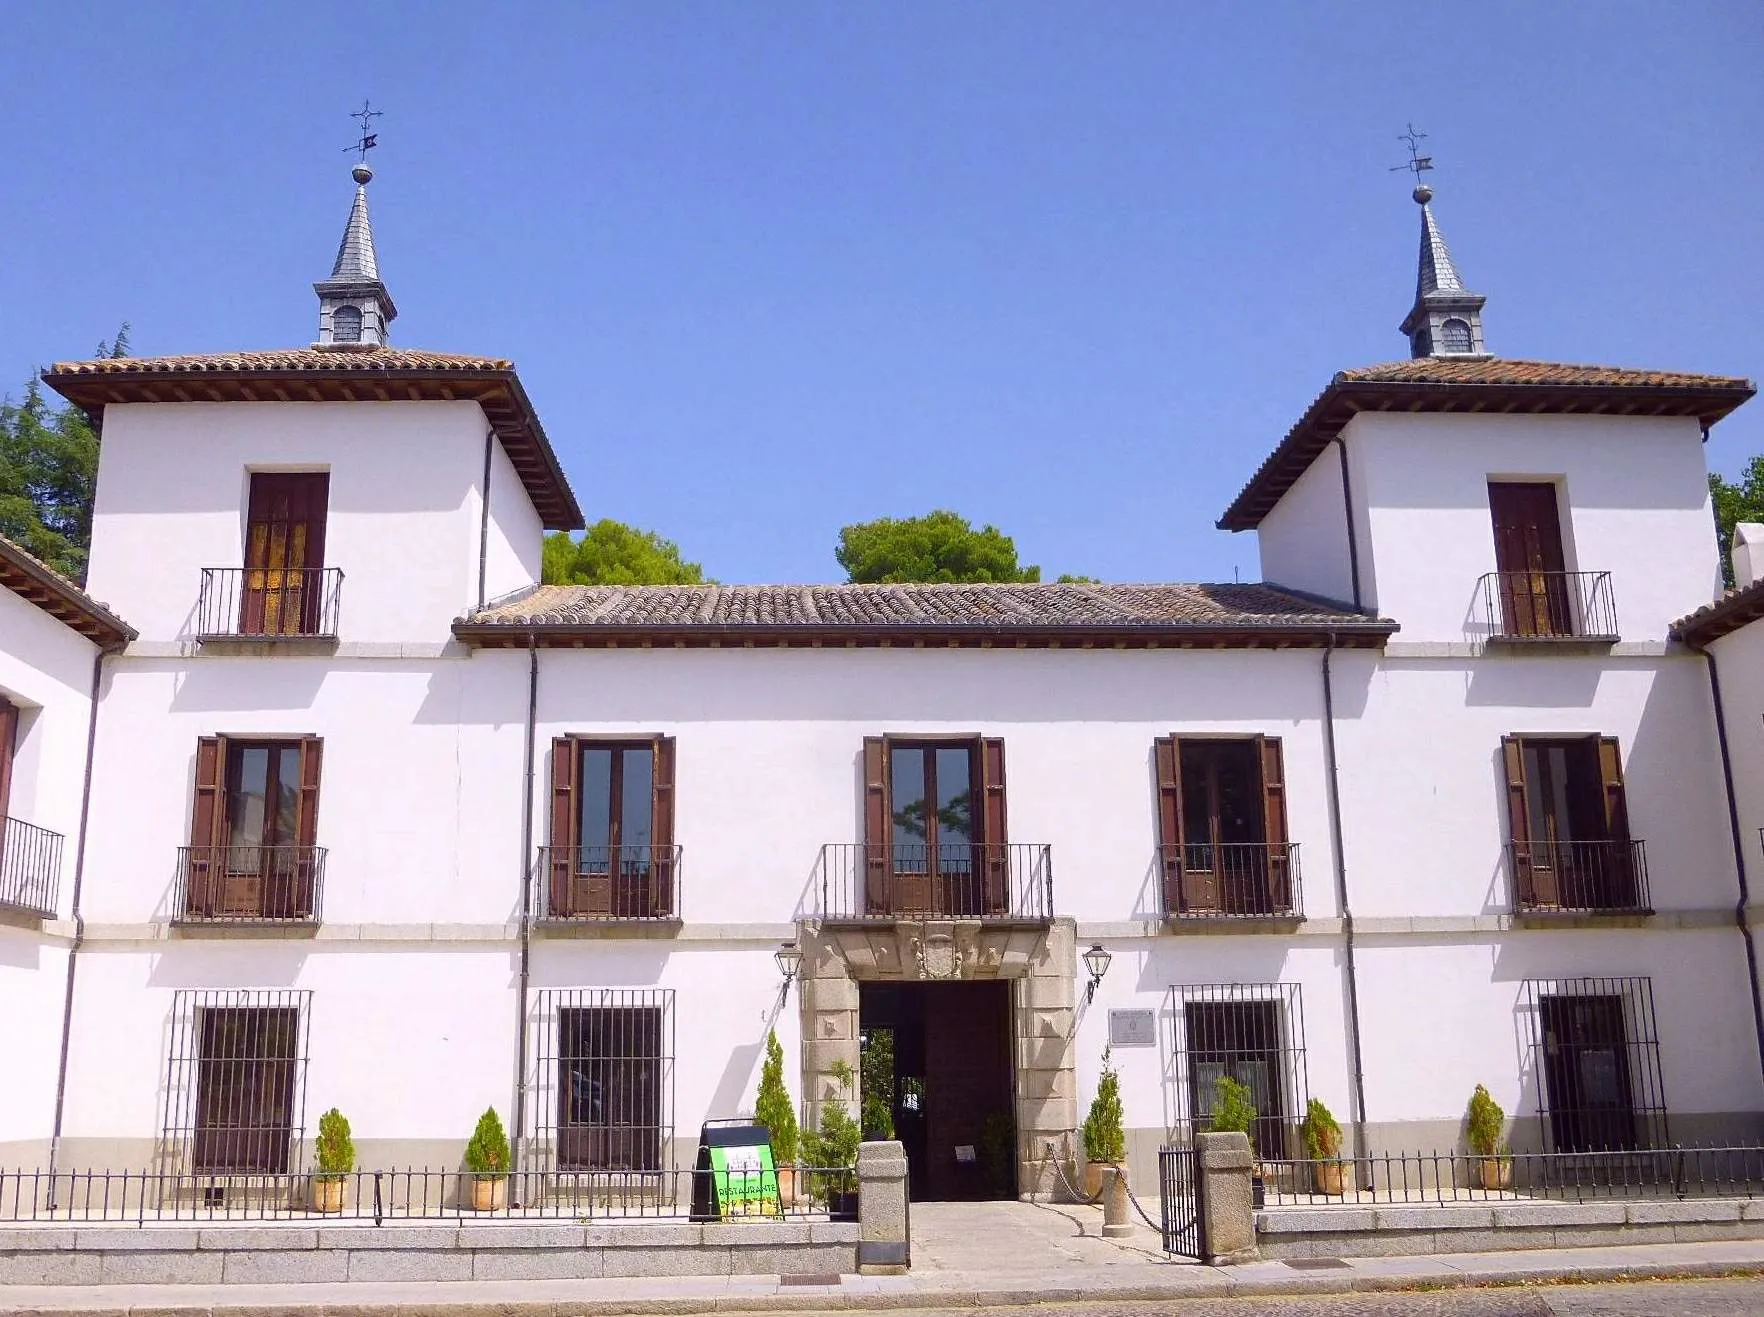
[477,427,496,612]
[510,638,539,1178]
[1320,636,1370,1160]
[47,648,107,1186]
[1691,642,1764,1092]
[1331,437,1364,611]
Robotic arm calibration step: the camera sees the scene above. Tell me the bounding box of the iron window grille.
[531,988,675,1181]
[1521,976,1668,1154]
[161,990,313,1183]
[1168,982,1308,1160]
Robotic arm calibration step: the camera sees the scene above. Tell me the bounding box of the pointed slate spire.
[1398,184,1487,359]
[314,164,397,347]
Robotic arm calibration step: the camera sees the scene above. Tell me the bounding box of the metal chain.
[1038,1146,1165,1233]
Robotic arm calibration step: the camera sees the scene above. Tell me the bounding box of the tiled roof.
[0,533,135,650]
[42,347,582,531]
[1219,358,1756,531]
[1671,577,1764,648]
[455,582,1396,649]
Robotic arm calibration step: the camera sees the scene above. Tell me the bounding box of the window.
[243,473,330,636]
[185,735,324,921]
[1522,977,1666,1152]
[535,988,673,1175]
[1440,318,1472,352]
[1412,328,1432,357]
[1501,735,1641,911]
[163,989,311,1177]
[1171,982,1308,1160]
[1154,736,1293,916]
[547,737,676,918]
[1488,481,1570,638]
[330,305,363,343]
[862,736,1007,917]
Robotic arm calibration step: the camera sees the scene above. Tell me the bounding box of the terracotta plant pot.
[1083,1162,1110,1201]
[1477,1157,1513,1191]
[311,1176,345,1214]
[469,1176,508,1211]
[776,1165,798,1206]
[1312,1160,1347,1196]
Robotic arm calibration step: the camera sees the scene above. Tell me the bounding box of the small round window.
[332,305,363,343]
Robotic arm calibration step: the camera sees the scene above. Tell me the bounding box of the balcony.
[536,846,682,922]
[173,846,326,925]
[1476,571,1617,645]
[1507,840,1651,916]
[1161,841,1302,920]
[0,817,63,918]
[196,568,344,643]
[817,843,1053,924]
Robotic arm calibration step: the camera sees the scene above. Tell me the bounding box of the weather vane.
[345,99,382,163]
[1390,123,1434,182]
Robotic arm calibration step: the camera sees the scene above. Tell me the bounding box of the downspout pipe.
[477,427,496,613]
[510,638,539,1181]
[1320,636,1370,1161]
[1331,437,1364,611]
[48,648,107,1186]
[1692,641,1764,1092]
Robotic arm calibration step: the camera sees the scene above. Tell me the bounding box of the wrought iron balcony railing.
[0,816,63,918]
[196,567,344,641]
[817,842,1053,923]
[536,845,682,921]
[1161,841,1302,919]
[173,845,326,924]
[1476,570,1617,643]
[1507,839,1651,914]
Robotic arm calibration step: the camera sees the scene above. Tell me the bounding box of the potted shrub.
[754,1030,801,1204]
[1081,1047,1126,1198]
[802,1060,861,1219]
[1467,1084,1512,1191]
[311,1107,353,1213]
[1300,1097,1345,1196]
[1207,1074,1264,1208]
[464,1106,511,1211]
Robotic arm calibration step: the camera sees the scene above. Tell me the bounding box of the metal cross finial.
[1390,123,1434,180]
[345,99,382,162]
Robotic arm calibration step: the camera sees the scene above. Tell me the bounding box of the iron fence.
[536,846,682,921]
[196,567,344,640]
[0,1165,856,1223]
[1476,570,1617,643]
[1506,839,1650,914]
[0,815,62,917]
[1259,1145,1764,1206]
[1158,1144,1207,1258]
[817,842,1053,922]
[1162,842,1301,919]
[173,846,326,924]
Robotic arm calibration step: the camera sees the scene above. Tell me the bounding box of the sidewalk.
[2,1201,1763,1314]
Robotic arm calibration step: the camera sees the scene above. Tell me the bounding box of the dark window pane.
[272,746,300,845]
[579,748,613,856]
[891,751,928,855]
[621,748,654,862]
[935,746,973,845]
[228,747,270,859]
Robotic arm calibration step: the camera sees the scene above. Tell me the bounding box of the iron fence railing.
[0,815,63,917]
[173,846,326,923]
[1507,839,1650,914]
[1162,841,1301,919]
[1476,570,1617,642]
[0,1166,856,1223]
[1258,1145,1764,1206]
[197,567,344,640]
[536,846,682,921]
[817,842,1053,922]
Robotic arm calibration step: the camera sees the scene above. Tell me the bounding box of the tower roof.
[1415,194,1466,298]
[1399,183,1488,358]
[314,163,396,345]
[327,166,381,283]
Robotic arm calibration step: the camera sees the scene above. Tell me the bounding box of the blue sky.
[5,2,1760,584]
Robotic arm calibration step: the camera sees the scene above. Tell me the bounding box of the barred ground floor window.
[1521,976,1667,1153]
[1168,982,1308,1160]
[533,988,675,1174]
[162,989,312,1175]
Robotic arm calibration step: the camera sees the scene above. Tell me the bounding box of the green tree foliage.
[754,1031,799,1163]
[1300,1097,1342,1160]
[314,1107,355,1178]
[1466,1083,1505,1157]
[836,510,1041,584]
[1711,457,1764,587]
[465,1106,511,1176]
[1055,573,1099,584]
[541,519,708,586]
[1081,1047,1126,1163]
[1207,1074,1258,1137]
[858,1028,895,1140]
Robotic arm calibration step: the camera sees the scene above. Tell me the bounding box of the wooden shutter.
[1596,738,1630,841]
[1502,736,1552,906]
[549,738,578,917]
[188,736,228,916]
[1258,736,1291,912]
[0,697,17,820]
[244,473,330,635]
[980,738,1008,914]
[862,737,888,915]
[1153,736,1183,916]
[651,736,676,917]
[291,738,323,918]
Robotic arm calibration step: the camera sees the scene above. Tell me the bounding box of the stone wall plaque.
[1108,1007,1157,1048]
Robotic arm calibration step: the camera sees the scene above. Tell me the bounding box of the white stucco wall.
[481,436,544,607]
[1255,443,1358,607]
[0,588,96,849]
[0,936,70,1150]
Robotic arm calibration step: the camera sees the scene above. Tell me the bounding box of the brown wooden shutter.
[1153,736,1183,916]
[0,698,17,820]
[651,736,676,918]
[980,738,1008,914]
[1596,737,1630,841]
[862,737,888,915]
[550,738,578,917]
[292,738,323,918]
[1502,736,1549,906]
[1257,736,1291,912]
[188,736,228,916]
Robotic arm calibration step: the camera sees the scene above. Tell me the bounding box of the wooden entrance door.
[1489,482,1570,636]
[242,473,329,636]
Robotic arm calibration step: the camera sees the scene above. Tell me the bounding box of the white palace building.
[2,163,1762,1201]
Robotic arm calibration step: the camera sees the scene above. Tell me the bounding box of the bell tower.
[314,162,397,347]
